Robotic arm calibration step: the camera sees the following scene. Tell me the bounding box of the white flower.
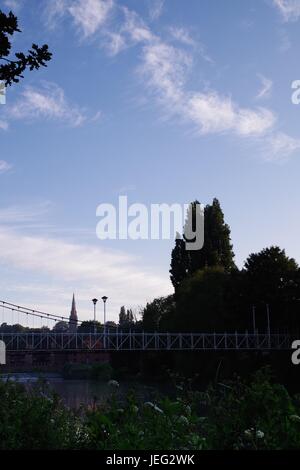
[178,415,189,425]
[256,430,264,439]
[107,379,119,388]
[244,428,254,438]
[290,415,300,423]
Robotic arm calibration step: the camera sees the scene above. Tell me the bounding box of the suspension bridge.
[0,300,296,352]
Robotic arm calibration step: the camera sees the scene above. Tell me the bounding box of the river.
[0,372,171,409]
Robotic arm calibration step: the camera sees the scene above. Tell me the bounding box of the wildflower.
[132,405,139,413]
[290,415,300,423]
[244,428,254,438]
[117,408,124,414]
[178,415,189,425]
[108,380,119,388]
[256,430,264,439]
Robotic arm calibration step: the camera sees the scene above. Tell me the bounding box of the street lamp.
[102,296,108,348]
[92,298,98,334]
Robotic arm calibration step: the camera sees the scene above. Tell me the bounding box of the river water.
[0,373,170,409]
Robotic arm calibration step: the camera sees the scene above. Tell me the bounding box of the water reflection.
[0,373,167,409]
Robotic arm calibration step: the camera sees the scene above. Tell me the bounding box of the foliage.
[0,379,85,449]
[1,369,300,449]
[241,246,300,330]
[170,198,235,291]
[0,9,52,86]
[85,390,205,450]
[142,296,175,331]
[77,320,102,333]
[119,306,135,329]
[201,368,300,449]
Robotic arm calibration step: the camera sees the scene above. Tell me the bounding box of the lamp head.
[102,296,108,303]
[92,298,98,305]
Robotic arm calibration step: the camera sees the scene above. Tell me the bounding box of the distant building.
[69,294,78,332]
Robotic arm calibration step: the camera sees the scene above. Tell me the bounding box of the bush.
[201,368,300,449]
[1,368,300,450]
[0,379,87,449]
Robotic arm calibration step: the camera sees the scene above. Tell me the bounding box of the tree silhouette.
[170,198,235,291]
[0,9,52,86]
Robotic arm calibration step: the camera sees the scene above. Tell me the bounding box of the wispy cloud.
[272,0,300,21]
[0,119,9,131]
[168,27,196,47]
[265,132,300,161]
[148,0,165,21]
[46,0,114,37]
[68,0,114,37]
[6,82,86,127]
[0,160,12,175]
[3,0,23,11]
[0,201,52,224]
[187,92,275,136]
[256,74,273,100]
[0,227,172,320]
[43,0,300,160]
[140,40,275,137]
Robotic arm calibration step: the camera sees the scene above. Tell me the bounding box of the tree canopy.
[0,9,52,86]
[170,198,235,291]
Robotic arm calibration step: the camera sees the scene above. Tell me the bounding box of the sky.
[1,0,300,325]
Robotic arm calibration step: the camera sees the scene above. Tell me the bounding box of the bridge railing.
[0,331,295,351]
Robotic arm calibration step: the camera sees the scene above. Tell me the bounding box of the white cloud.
[3,0,23,11]
[46,0,114,37]
[148,0,165,21]
[0,160,12,174]
[0,202,51,224]
[273,0,300,21]
[0,227,172,320]
[140,41,276,138]
[68,0,114,37]
[187,92,275,136]
[43,1,297,158]
[7,82,86,127]
[0,119,9,131]
[265,132,300,161]
[256,74,273,100]
[168,27,196,47]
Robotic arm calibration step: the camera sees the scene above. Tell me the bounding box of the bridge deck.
[0,332,295,351]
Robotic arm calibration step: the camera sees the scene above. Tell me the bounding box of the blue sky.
[1,0,300,324]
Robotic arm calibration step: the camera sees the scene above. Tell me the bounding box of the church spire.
[69,293,78,332]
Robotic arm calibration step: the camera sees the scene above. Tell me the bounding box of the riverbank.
[1,368,300,450]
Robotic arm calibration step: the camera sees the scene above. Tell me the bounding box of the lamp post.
[102,296,108,348]
[92,298,98,334]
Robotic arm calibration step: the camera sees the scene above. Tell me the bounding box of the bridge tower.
[69,294,78,332]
